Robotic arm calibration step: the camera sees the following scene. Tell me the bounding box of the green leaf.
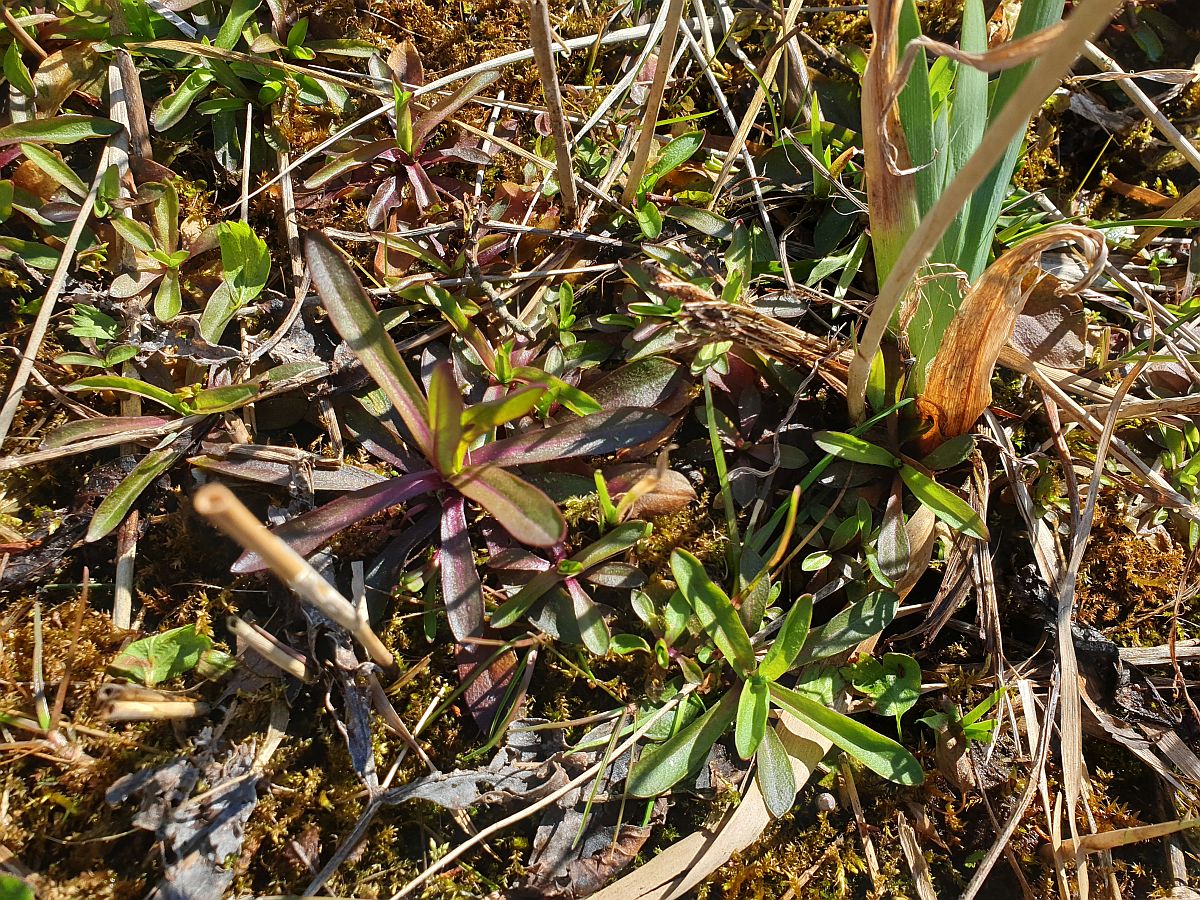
[154,268,182,321]
[756,724,797,819]
[4,43,35,97]
[664,205,734,239]
[841,653,921,722]
[55,352,108,367]
[147,180,179,251]
[151,70,215,131]
[87,441,188,541]
[453,464,566,547]
[105,345,138,367]
[670,549,755,677]
[798,591,899,665]
[735,676,769,759]
[640,130,703,195]
[0,874,33,900]
[0,115,121,146]
[109,624,212,685]
[919,433,975,471]
[184,383,259,413]
[610,634,651,656]
[571,520,649,569]
[722,224,752,303]
[427,361,464,474]
[66,375,186,414]
[461,384,545,440]
[215,0,262,49]
[769,683,923,785]
[813,431,900,468]
[626,687,739,797]
[109,215,157,253]
[877,486,909,584]
[635,200,662,240]
[197,221,270,342]
[18,142,87,197]
[898,464,988,540]
[304,230,432,456]
[757,594,812,682]
[0,236,61,270]
[801,551,831,572]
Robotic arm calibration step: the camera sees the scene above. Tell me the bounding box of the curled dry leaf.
[603,463,696,518]
[916,225,1106,452]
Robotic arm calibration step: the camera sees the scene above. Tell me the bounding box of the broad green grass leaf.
[0,115,121,146]
[813,431,900,467]
[304,230,433,456]
[184,383,259,413]
[109,624,212,685]
[757,594,813,682]
[756,724,797,819]
[453,464,566,547]
[670,550,755,677]
[626,687,739,797]
[573,521,650,569]
[215,0,262,49]
[769,683,923,785]
[898,464,988,539]
[18,143,87,197]
[735,677,769,759]
[66,375,186,414]
[0,236,61,270]
[665,205,735,239]
[798,591,899,664]
[87,442,187,541]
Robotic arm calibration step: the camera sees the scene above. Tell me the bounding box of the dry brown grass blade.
[846,0,1124,423]
[620,0,687,207]
[898,812,938,900]
[1060,819,1200,858]
[861,0,918,280]
[915,225,1106,452]
[529,0,577,216]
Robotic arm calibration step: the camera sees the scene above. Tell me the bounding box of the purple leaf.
[441,492,484,640]
[471,407,670,466]
[420,145,492,166]
[41,415,170,449]
[231,470,440,573]
[366,175,401,229]
[405,163,438,211]
[304,230,434,458]
[453,465,565,548]
[304,138,396,189]
[411,70,499,152]
[455,641,518,733]
[191,455,386,492]
[585,357,687,411]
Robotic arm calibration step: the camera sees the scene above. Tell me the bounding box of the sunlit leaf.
[735,677,769,759]
[41,416,170,449]
[756,724,797,819]
[626,687,739,797]
[757,594,812,682]
[472,407,669,466]
[769,683,923,785]
[18,142,87,197]
[813,431,900,468]
[453,464,565,547]
[427,361,464,474]
[797,591,899,665]
[66,375,186,414]
[109,624,212,685]
[671,549,754,677]
[898,464,988,539]
[841,652,922,720]
[87,441,188,541]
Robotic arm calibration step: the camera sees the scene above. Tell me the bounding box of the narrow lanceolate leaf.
[626,688,739,798]
[410,69,499,151]
[303,230,433,456]
[757,594,813,682]
[898,464,988,540]
[19,143,88,197]
[441,493,484,640]
[471,407,670,466]
[427,361,464,474]
[813,431,900,468]
[109,215,157,253]
[769,683,923,786]
[735,677,769,759]
[453,464,566,548]
[87,441,188,541]
[0,115,122,146]
[670,550,755,677]
[41,416,170,449]
[304,139,396,188]
[66,375,186,414]
[231,471,440,572]
[151,70,215,131]
[571,521,650,570]
[490,569,559,629]
[756,724,798,819]
[877,478,910,584]
[798,591,899,665]
[460,384,545,440]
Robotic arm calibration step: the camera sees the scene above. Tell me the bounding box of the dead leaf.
[34,42,103,116]
[1009,274,1087,368]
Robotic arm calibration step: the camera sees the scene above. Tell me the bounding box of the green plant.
[624,549,922,818]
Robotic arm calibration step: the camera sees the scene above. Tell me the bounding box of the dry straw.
[194,483,395,669]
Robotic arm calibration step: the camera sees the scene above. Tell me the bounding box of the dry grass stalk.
[915,225,1106,452]
[620,0,688,207]
[846,0,1124,423]
[194,483,395,670]
[103,700,211,721]
[529,0,577,215]
[227,615,312,682]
